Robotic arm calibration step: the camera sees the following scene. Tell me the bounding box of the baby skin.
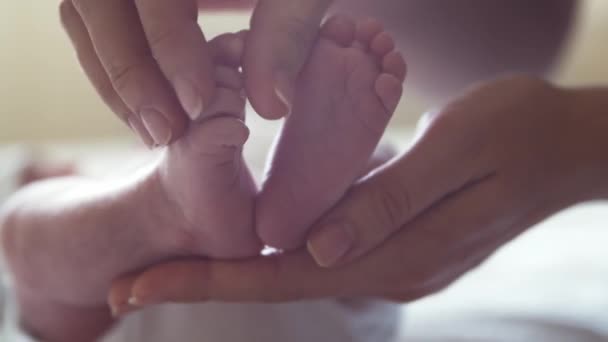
[0,33,261,340]
[257,16,406,249]
[0,16,404,341]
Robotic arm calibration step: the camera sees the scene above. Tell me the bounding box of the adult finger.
[109,173,514,308]
[135,0,216,121]
[306,113,497,267]
[108,275,138,317]
[73,0,187,146]
[109,251,365,310]
[59,1,155,147]
[244,0,333,119]
[112,175,502,306]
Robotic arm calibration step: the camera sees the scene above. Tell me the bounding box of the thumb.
[306,114,492,268]
[244,0,333,119]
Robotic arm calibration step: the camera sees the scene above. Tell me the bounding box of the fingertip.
[174,77,205,120]
[165,110,190,144]
[108,275,139,317]
[131,260,212,305]
[270,70,295,119]
[127,116,155,148]
[245,75,293,120]
[307,222,355,268]
[274,85,292,118]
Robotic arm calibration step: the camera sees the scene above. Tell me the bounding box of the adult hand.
[60,0,217,147]
[108,76,608,311]
[59,0,336,144]
[243,0,335,119]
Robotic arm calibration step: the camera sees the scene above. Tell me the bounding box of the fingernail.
[110,300,137,318]
[274,73,294,117]
[140,109,172,146]
[175,78,204,120]
[128,294,159,308]
[307,222,354,267]
[127,116,154,148]
[128,296,141,307]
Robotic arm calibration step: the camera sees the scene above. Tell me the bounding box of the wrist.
[565,86,608,200]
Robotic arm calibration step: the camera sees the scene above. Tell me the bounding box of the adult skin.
[104,0,582,306]
[53,0,574,328]
[59,0,576,146]
[110,78,608,309]
[59,0,332,147]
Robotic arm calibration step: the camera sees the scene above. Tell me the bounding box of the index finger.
[135,0,216,121]
[111,251,357,308]
[73,0,188,146]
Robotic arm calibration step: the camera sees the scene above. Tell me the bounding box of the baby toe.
[370,31,395,59]
[215,66,244,90]
[355,18,383,48]
[382,51,407,82]
[321,15,356,47]
[196,116,250,151]
[202,87,246,121]
[209,32,244,67]
[375,73,403,114]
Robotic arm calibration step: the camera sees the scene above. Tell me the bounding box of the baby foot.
[0,34,260,311]
[156,31,261,258]
[256,16,406,249]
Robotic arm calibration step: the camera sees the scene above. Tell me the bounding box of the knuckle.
[106,56,152,94]
[367,179,411,233]
[97,83,127,117]
[81,64,133,119]
[145,24,183,55]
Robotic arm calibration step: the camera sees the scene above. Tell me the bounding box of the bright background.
[1,0,608,143]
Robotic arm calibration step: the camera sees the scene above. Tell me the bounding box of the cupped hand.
[108,76,608,313]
